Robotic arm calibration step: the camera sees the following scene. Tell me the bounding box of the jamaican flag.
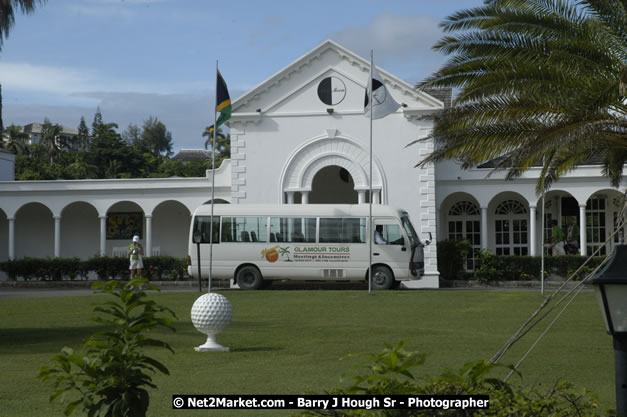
[207,70,232,136]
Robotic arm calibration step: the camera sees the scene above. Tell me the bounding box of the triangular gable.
[231,40,443,117]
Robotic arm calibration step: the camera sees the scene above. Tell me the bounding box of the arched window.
[448,200,480,270]
[494,200,528,255]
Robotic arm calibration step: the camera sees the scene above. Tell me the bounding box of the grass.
[0,289,615,416]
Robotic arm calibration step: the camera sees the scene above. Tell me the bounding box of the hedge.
[473,251,606,284]
[0,256,190,281]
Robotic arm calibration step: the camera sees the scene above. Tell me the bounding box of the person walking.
[128,235,144,279]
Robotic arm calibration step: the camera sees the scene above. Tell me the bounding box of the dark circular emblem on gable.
[317,76,346,106]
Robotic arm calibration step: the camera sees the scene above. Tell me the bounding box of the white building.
[0,40,625,284]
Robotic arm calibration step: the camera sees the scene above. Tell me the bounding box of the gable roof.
[231,39,444,114]
[171,149,211,162]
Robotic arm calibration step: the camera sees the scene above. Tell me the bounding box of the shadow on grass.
[0,325,109,354]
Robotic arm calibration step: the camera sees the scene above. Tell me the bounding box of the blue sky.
[0,0,484,151]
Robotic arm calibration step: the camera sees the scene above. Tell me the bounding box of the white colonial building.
[0,40,625,284]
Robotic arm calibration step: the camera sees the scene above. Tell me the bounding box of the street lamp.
[590,244,627,415]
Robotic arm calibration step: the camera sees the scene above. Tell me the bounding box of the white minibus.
[188,204,429,290]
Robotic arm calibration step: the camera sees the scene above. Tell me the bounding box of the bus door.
[372,219,410,279]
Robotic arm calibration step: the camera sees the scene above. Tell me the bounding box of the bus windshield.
[401,213,419,248]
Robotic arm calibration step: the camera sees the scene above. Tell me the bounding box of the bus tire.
[236,265,263,290]
[371,266,395,290]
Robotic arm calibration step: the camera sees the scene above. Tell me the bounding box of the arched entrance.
[280,132,386,204]
[309,166,358,204]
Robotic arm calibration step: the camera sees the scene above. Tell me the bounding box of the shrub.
[473,253,607,283]
[86,256,131,280]
[0,256,190,281]
[143,256,188,281]
[436,240,471,280]
[294,342,608,417]
[39,278,177,417]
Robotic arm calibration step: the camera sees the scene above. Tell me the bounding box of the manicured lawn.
[0,289,615,416]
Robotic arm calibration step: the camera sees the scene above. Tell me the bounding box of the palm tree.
[4,124,28,155]
[40,118,65,163]
[416,0,627,191]
[67,153,98,179]
[1,0,47,50]
[202,126,230,166]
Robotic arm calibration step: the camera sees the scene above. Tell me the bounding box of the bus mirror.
[193,232,202,244]
[425,232,432,246]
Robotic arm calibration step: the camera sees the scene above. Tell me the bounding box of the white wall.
[61,202,100,259]
[152,201,191,258]
[15,203,54,259]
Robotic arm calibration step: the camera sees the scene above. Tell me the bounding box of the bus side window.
[194,216,220,243]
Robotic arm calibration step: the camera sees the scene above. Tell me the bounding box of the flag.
[207,70,232,135]
[364,64,400,119]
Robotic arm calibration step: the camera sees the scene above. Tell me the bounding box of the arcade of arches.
[440,190,626,271]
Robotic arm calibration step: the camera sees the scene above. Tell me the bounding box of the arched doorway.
[309,166,358,204]
[280,133,385,204]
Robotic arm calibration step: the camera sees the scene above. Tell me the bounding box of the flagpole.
[208,60,218,294]
[368,50,374,295]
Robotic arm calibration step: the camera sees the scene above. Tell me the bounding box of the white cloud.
[329,13,447,83]
[0,61,208,97]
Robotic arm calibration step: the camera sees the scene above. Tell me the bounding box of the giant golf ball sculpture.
[191,293,232,352]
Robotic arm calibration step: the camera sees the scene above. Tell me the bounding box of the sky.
[0,0,485,152]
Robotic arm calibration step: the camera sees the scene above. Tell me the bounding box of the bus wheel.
[371,266,395,290]
[236,266,263,290]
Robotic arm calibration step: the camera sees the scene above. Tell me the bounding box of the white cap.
[133,235,140,242]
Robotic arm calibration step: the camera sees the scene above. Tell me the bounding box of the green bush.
[143,256,188,281]
[0,256,190,281]
[39,278,177,417]
[295,342,608,417]
[85,256,129,280]
[545,256,606,280]
[473,253,607,283]
[436,240,471,280]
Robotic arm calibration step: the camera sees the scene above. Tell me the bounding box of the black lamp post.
[193,232,202,293]
[590,244,627,415]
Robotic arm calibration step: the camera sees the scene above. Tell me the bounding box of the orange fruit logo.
[261,246,280,263]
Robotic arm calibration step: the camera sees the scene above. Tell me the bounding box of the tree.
[66,152,97,179]
[202,125,230,167]
[140,116,173,157]
[416,0,627,191]
[4,124,28,154]
[91,108,104,137]
[40,118,66,163]
[76,116,89,150]
[0,0,47,51]
[122,122,141,146]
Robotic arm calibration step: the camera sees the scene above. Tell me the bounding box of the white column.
[373,190,380,204]
[529,206,537,256]
[358,191,366,204]
[481,207,489,250]
[286,192,295,204]
[301,192,309,205]
[54,216,61,258]
[579,204,587,256]
[8,217,15,260]
[145,214,152,257]
[99,216,107,257]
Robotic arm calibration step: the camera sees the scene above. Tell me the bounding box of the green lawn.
[0,289,615,416]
